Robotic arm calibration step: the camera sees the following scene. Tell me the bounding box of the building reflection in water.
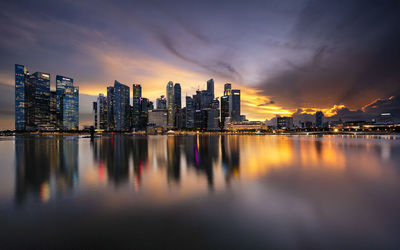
[15,135,78,205]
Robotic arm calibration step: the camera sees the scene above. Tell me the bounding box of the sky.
[0,0,399,129]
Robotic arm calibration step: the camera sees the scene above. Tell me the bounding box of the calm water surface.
[1,135,400,249]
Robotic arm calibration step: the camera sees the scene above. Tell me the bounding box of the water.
[1,134,400,249]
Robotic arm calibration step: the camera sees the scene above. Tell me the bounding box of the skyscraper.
[207,79,214,99]
[174,83,181,109]
[56,75,73,129]
[114,80,130,131]
[224,83,232,96]
[166,81,174,129]
[185,96,194,128]
[49,91,57,129]
[15,64,27,131]
[221,95,229,128]
[92,102,98,128]
[315,111,324,128]
[132,84,142,129]
[62,86,79,130]
[32,72,51,130]
[97,94,107,130]
[106,86,115,130]
[229,89,240,122]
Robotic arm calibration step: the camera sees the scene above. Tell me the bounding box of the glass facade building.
[15,64,27,130]
[107,87,115,130]
[166,81,174,129]
[32,72,51,130]
[229,90,240,122]
[114,80,130,131]
[174,83,181,109]
[132,84,142,129]
[56,75,74,129]
[62,86,79,130]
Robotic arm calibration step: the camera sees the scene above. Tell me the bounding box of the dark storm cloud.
[258,0,400,112]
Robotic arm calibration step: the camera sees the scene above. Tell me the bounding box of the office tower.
[229,89,240,122]
[201,90,213,109]
[315,111,324,128]
[97,94,107,129]
[114,80,130,131]
[49,91,57,129]
[62,86,79,130]
[207,78,214,99]
[139,97,149,129]
[277,117,293,129]
[92,102,98,128]
[156,95,167,109]
[207,109,219,131]
[166,81,174,129]
[56,75,74,129]
[31,72,51,130]
[220,95,229,129]
[132,84,142,129]
[174,83,181,109]
[185,96,194,128]
[106,86,115,130]
[15,64,27,130]
[224,83,232,96]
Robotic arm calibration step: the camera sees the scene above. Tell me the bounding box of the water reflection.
[15,135,78,204]
[13,135,400,204]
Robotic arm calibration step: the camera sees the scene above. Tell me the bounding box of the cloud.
[257,0,400,111]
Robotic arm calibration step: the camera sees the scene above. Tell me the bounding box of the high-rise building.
[97,94,107,130]
[148,110,168,130]
[15,64,27,131]
[224,83,232,96]
[315,111,324,128]
[156,95,167,109]
[62,86,79,130]
[92,102,98,128]
[221,95,229,129]
[106,86,115,130]
[166,81,174,129]
[56,75,73,129]
[114,80,130,131]
[185,96,194,128]
[207,79,214,99]
[49,91,57,129]
[139,97,149,129]
[229,89,240,122]
[174,83,181,109]
[132,84,142,129]
[32,72,51,130]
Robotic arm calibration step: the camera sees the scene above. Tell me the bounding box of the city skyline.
[0,0,400,129]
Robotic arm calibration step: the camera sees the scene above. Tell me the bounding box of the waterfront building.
[221,95,229,129]
[50,91,57,129]
[114,80,130,131]
[148,109,168,131]
[106,87,115,130]
[31,72,51,130]
[132,84,142,129]
[277,116,293,129]
[62,86,79,130]
[15,64,28,130]
[207,109,219,131]
[315,111,324,128]
[92,102,98,128]
[185,96,194,128]
[225,121,268,132]
[207,79,214,99]
[229,89,240,122]
[56,75,74,129]
[96,94,107,130]
[166,81,174,129]
[139,97,149,129]
[377,113,394,124]
[174,83,181,109]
